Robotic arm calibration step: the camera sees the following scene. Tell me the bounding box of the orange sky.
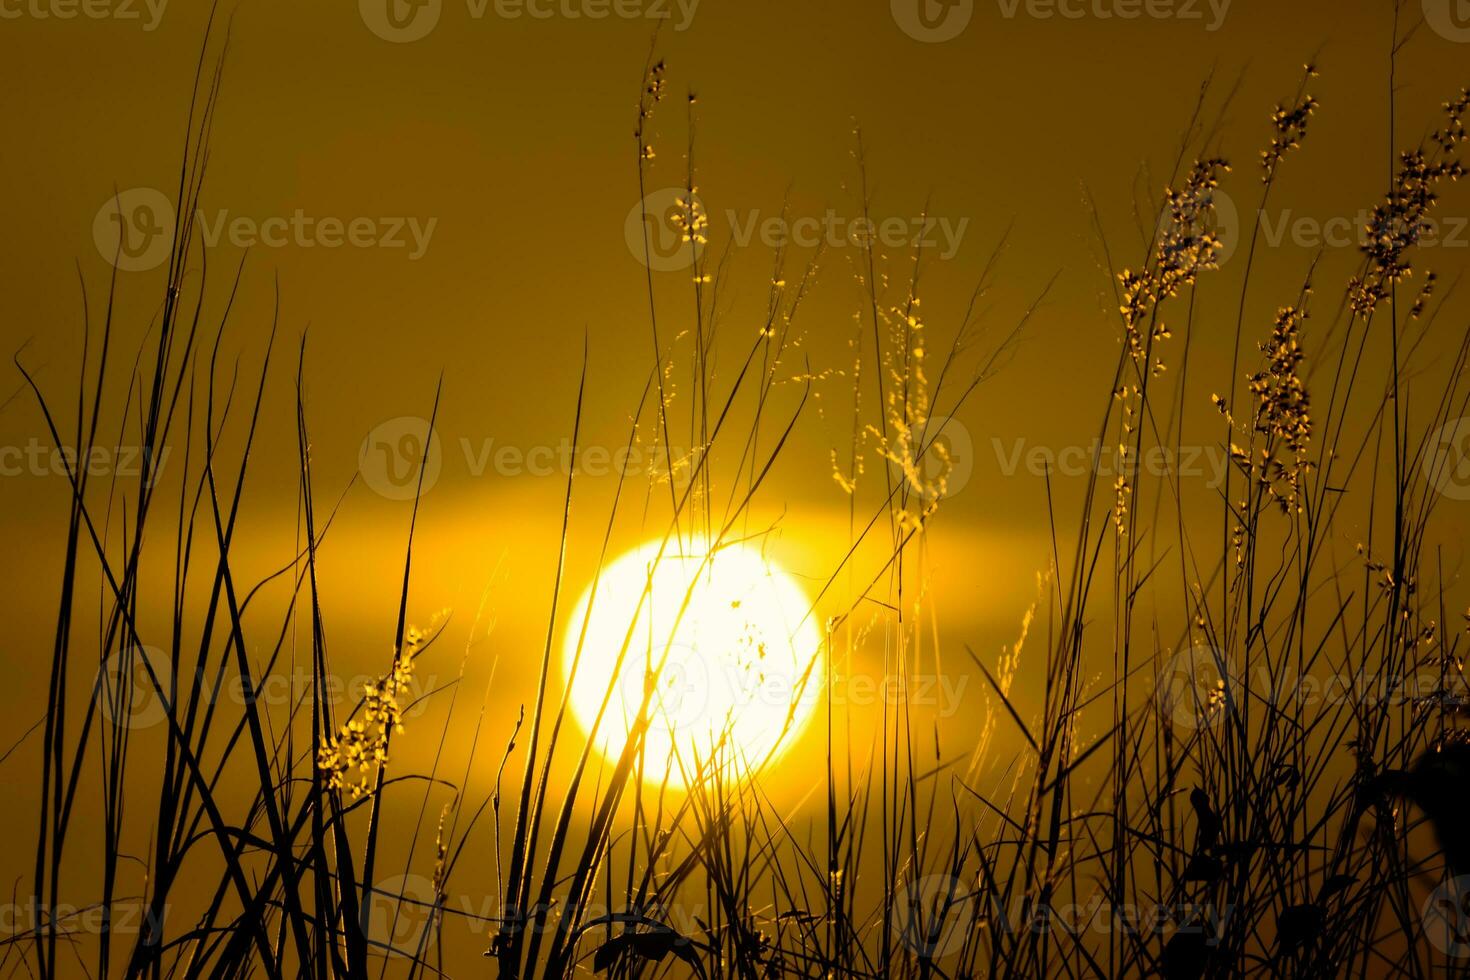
[2,0,1469,970]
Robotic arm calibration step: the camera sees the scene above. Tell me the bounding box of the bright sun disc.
[561,540,823,788]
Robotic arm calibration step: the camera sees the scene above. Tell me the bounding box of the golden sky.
[2,0,1469,971]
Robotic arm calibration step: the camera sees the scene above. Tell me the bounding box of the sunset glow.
[561,540,823,788]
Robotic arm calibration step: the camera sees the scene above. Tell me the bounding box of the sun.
[561,539,824,789]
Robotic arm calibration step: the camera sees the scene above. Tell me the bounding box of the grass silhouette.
[10,12,1470,980]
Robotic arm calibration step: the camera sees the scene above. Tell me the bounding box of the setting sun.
[561,540,824,788]
[13,5,1470,974]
